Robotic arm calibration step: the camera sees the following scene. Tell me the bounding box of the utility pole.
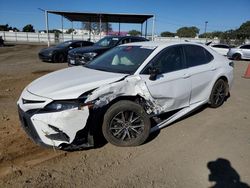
[205,21,208,42]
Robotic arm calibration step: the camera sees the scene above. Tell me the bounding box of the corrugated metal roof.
[47,10,153,23]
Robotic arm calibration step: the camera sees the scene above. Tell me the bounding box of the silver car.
[227,44,250,60]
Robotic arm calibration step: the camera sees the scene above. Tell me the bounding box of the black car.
[68,36,148,66]
[38,40,94,63]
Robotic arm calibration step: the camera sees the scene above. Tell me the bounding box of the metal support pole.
[205,21,208,42]
[106,22,109,35]
[151,15,155,41]
[61,15,64,42]
[38,32,40,43]
[145,19,148,38]
[141,23,143,37]
[89,19,92,41]
[99,14,102,39]
[71,21,73,40]
[45,10,50,46]
[118,22,121,36]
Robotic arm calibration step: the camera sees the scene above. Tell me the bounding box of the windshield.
[94,37,120,47]
[56,41,72,48]
[84,46,154,74]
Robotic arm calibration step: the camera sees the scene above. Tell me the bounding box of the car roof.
[211,43,229,46]
[104,35,147,40]
[121,41,207,48]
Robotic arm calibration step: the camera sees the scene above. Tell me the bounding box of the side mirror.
[149,67,159,81]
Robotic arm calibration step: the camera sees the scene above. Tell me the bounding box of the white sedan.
[17,41,234,149]
[210,44,230,56]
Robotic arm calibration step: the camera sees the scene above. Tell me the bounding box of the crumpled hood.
[27,66,126,100]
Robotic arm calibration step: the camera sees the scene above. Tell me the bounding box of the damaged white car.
[17,41,233,149]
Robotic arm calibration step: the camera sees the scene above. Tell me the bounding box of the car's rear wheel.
[209,79,228,108]
[53,53,65,63]
[102,100,151,147]
[232,53,241,60]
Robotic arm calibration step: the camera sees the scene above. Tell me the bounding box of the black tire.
[102,100,151,147]
[232,53,241,61]
[53,53,65,63]
[209,79,228,108]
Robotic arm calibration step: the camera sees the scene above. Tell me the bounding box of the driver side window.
[143,46,184,74]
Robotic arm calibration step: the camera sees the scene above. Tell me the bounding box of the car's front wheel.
[209,79,228,108]
[102,100,151,147]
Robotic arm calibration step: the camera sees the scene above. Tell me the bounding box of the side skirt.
[150,101,207,133]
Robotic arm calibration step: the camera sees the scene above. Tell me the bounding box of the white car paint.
[227,44,250,60]
[210,45,229,56]
[17,41,234,148]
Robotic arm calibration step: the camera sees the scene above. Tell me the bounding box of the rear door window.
[184,45,213,67]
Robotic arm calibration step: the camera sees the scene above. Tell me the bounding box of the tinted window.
[83,41,93,46]
[240,45,250,49]
[143,46,184,74]
[70,42,82,48]
[94,37,120,47]
[131,38,146,42]
[212,44,229,49]
[120,38,131,44]
[56,41,72,48]
[184,45,213,67]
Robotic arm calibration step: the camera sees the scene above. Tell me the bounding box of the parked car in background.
[210,44,230,56]
[227,44,250,60]
[18,41,233,150]
[38,40,94,63]
[68,35,148,66]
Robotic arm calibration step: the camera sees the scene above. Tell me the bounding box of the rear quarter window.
[184,45,213,67]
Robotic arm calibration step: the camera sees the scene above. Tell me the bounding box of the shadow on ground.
[207,158,250,188]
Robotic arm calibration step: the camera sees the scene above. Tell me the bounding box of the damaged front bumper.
[18,105,94,150]
[17,90,95,150]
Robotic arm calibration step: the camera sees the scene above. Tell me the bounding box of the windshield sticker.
[112,38,119,40]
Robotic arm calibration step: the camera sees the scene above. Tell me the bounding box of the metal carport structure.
[42,10,155,46]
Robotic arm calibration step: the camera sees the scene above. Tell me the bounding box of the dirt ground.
[0,44,249,188]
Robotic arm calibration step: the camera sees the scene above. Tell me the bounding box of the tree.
[235,21,250,39]
[83,22,112,35]
[22,24,35,32]
[176,26,199,38]
[160,31,175,37]
[66,28,75,34]
[199,31,223,39]
[128,30,141,36]
[0,24,11,31]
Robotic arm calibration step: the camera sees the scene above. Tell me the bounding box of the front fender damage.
[86,75,166,115]
[31,75,179,149]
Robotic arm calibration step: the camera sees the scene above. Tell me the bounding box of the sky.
[0,0,249,35]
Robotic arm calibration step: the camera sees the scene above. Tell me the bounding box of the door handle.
[182,74,190,79]
[211,67,217,71]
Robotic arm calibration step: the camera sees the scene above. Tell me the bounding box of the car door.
[140,45,191,112]
[183,44,215,104]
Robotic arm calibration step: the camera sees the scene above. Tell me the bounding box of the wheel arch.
[208,75,229,104]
